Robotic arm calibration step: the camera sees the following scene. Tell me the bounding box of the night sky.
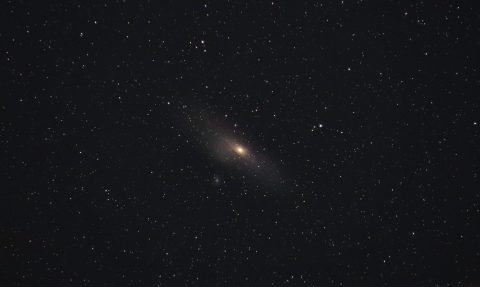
[2,1,480,286]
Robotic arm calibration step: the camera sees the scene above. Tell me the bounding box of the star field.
[2,1,480,286]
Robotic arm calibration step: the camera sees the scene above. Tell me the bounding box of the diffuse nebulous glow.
[189,112,282,187]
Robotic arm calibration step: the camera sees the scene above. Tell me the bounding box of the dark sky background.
[2,1,480,286]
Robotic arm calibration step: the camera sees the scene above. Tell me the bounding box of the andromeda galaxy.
[182,108,283,187]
